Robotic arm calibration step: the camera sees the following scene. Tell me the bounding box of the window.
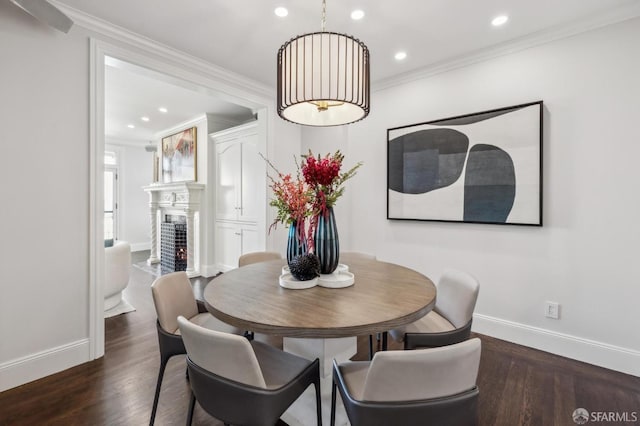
[104,151,118,241]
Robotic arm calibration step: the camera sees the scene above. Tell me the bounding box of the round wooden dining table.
[203,253,437,338]
[203,253,436,425]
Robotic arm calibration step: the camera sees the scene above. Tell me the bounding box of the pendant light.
[277,0,370,126]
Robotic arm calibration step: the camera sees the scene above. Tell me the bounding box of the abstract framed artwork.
[161,127,197,183]
[387,101,543,226]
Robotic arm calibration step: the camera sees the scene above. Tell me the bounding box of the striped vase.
[286,220,307,266]
[314,207,340,274]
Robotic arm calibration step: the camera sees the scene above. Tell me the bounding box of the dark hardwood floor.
[1,255,638,425]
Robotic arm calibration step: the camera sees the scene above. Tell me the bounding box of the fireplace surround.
[143,182,204,277]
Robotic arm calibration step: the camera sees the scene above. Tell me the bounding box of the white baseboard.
[130,242,150,252]
[0,339,91,392]
[473,314,640,377]
[200,264,221,278]
[214,263,234,273]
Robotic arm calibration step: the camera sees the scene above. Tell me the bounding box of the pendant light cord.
[321,0,326,32]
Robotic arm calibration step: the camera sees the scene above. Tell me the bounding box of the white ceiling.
[56,0,640,86]
[105,58,253,142]
[49,0,640,142]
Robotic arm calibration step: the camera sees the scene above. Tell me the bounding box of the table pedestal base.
[282,337,357,426]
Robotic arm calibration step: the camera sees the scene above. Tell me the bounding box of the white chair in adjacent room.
[104,240,131,311]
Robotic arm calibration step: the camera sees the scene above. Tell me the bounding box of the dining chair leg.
[186,392,196,426]
[315,377,322,426]
[150,354,169,426]
[330,380,337,426]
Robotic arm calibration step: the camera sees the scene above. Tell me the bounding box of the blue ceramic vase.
[286,220,308,266]
[314,207,340,274]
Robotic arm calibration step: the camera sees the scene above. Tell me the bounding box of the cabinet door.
[240,224,260,255]
[215,221,242,272]
[216,141,241,221]
[239,134,264,222]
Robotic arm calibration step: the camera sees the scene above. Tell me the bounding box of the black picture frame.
[387,101,543,226]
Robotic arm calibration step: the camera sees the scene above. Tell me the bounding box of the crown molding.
[52,1,640,100]
[374,4,640,91]
[153,113,208,141]
[104,136,150,148]
[50,1,273,100]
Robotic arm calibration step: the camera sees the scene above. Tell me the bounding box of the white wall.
[105,140,153,251]
[0,3,92,389]
[345,17,640,375]
[0,4,277,391]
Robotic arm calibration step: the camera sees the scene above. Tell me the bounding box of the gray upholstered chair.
[238,251,282,267]
[388,269,480,350]
[149,272,241,425]
[177,316,322,426]
[331,338,481,426]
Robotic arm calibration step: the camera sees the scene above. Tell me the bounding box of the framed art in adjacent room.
[387,101,543,226]
[161,127,197,183]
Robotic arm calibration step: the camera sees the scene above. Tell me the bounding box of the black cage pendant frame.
[277,31,370,127]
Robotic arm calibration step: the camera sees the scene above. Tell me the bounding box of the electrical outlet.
[545,301,560,319]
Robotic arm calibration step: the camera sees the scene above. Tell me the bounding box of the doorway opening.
[90,40,271,359]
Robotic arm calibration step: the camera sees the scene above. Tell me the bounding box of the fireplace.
[144,182,204,277]
[160,219,187,274]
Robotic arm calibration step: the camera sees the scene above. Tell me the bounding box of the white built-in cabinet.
[212,122,265,271]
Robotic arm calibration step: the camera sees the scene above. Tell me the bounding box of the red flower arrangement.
[302,154,342,187]
[262,151,362,252]
[261,154,312,234]
[301,150,362,215]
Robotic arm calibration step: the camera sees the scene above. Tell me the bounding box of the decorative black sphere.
[289,253,321,281]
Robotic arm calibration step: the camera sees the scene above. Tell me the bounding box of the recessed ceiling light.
[394,51,407,61]
[141,116,150,122]
[158,107,168,113]
[491,15,508,26]
[351,10,365,20]
[275,7,288,17]
[127,124,135,129]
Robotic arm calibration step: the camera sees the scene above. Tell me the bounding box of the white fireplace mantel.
[143,182,205,277]
[143,182,205,208]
